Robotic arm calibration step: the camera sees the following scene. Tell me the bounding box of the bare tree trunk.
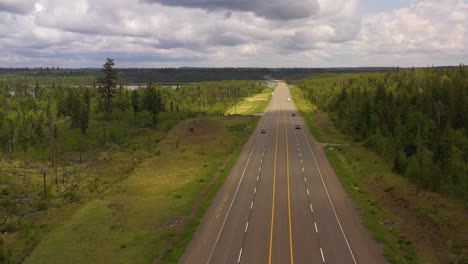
[54,148,58,185]
[43,171,47,200]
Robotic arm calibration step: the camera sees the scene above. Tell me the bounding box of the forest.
[0,67,397,86]
[0,59,267,262]
[296,66,468,202]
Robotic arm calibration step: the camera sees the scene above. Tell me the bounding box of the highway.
[180,81,387,264]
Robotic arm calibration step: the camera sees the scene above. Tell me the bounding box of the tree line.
[0,66,408,87]
[0,58,267,159]
[297,66,468,201]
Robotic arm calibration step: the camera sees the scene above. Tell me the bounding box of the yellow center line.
[268,100,280,264]
[285,104,294,264]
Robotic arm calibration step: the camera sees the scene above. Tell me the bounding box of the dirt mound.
[186,118,222,136]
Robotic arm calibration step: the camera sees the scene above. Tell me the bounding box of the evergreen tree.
[130,89,140,123]
[98,58,117,119]
[116,84,130,111]
[143,84,163,128]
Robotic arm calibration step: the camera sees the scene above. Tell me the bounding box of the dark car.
[292,113,296,116]
[260,128,267,133]
[295,124,301,129]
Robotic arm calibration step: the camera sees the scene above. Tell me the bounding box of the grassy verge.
[290,86,468,263]
[23,116,258,264]
[325,147,418,263]
[225,88,272,115]
[289,87,347,143]
[160,141,244,263]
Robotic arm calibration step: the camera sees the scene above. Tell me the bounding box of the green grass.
[225,88,272,115]
[290,84,468,263]
[161,142,244,263]
[325,147,418,263]
[23,116,258,264]
[289,87,347,143]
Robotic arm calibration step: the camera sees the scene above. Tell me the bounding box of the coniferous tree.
[297,67,468,200]
[143,84,163,128]
[130,89,140,123]
[98,58,117,119]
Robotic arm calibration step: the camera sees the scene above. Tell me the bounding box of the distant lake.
[266,81,276,88]
[69,84,178,90]
[56,81,273,91]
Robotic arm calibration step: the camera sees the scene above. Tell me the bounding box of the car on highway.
[260,128,266,133]
[287,97,290,102]
[292,113,296,116]
[295,124,301,129]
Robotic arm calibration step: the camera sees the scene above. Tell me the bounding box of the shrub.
[63,190,80,203]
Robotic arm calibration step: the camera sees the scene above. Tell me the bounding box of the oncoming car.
[295,124,301,129]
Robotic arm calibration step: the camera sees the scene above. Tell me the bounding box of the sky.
[0,0,466,68]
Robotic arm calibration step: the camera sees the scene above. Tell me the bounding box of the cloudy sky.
[0,0,466,67]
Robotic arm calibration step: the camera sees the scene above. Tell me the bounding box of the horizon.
[0,65,465,70]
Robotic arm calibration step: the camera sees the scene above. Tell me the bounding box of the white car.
[287,98,290,102]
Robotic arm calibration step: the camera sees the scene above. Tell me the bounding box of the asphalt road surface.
[180,81,387,264]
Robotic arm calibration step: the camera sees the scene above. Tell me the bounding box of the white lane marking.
[314,222,318,233]
[262,152,265,156]
[301,159,303,163]
[304,177,307,182]
[310,204,314,213]
[250,201,254,210]
[299,153,301,157]
[307,188,310,196]
[302,167,305,172]
[238,248,243,263]
[320,248,325,263]
[261,159,263,164]
[206,124,262,264]
[257,175,259,182]
[302,129,357,264]
[254,187,256,194]
[245,221,249,232]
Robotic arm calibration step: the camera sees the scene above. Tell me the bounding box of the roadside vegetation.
[0,59,268,263]
[225,88,273,115]
[290,66,468,264]
[24,116,257,264]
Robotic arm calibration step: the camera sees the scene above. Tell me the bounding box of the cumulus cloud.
[0,0,465,67]
[359,0,467,55]
[142,0,320,20]
[0,0,35,14]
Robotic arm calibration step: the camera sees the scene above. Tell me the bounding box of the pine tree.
[143,84,163,128]
[98,58,117,119]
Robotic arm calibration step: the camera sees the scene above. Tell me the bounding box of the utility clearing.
[225,88,272,115]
